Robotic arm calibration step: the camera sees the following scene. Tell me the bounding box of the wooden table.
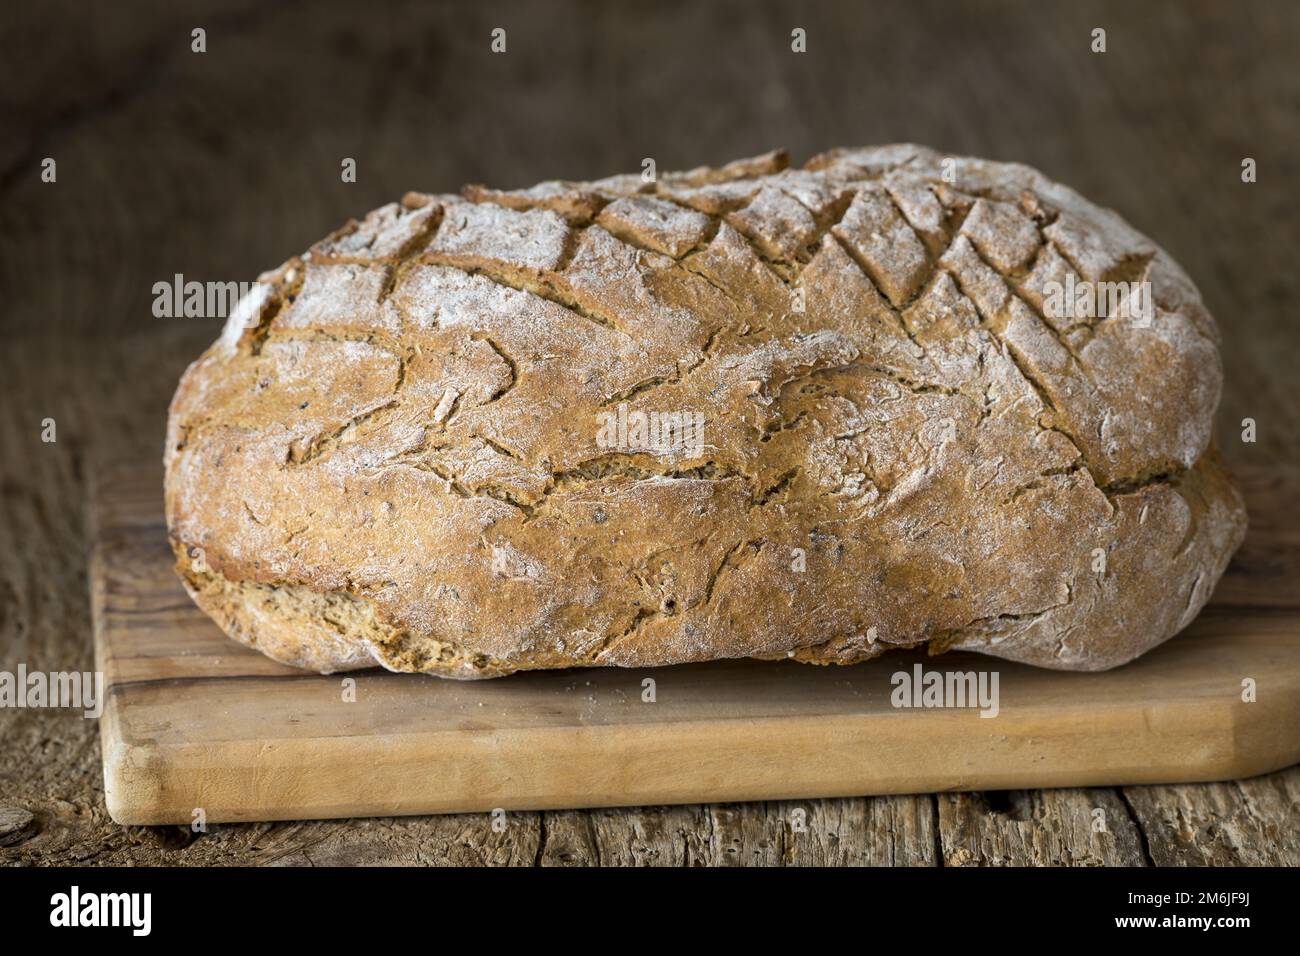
[2,0,1296,865]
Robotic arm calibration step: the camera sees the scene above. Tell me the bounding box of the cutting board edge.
[99,694,1300,826]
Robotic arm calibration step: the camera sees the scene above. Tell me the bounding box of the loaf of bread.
[165,145,1246,678]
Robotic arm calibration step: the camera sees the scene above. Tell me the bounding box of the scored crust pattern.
[165,145,1247,677]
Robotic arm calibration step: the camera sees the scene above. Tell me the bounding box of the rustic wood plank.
[548,796,941,866]
[938,789,1149,866]
[776,797,940,866]
[1120,768,1300,866]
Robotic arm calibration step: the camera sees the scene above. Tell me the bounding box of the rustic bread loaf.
[165,145,1246,678]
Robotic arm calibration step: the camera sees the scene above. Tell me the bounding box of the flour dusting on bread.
[165,145,1246,677]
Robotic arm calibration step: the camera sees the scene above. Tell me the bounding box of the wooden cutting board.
[91,462,1300,825]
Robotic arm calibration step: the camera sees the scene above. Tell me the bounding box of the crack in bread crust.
[165,145,1247,677]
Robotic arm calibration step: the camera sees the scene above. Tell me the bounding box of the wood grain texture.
[1,0,1297,865]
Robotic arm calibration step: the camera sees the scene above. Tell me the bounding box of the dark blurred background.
[4,2,1297,470]
[1,0,1297,863]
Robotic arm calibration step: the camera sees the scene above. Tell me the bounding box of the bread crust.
[165,145,1247,677]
